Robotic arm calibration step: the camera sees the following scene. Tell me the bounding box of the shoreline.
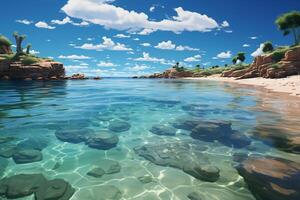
[183,75,300,98]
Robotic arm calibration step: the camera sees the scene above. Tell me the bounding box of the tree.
[26,44,32,54]
[13,32,26,54]
[275,11,300,45]
[262,41,274,52]
[237,52,246,62]
[232,56,238,64]
[195,64,201,71]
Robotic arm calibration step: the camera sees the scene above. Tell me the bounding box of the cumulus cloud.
[251,43,264,57]
[155,40,176,50]
[150,6,155,12]
[221,20,229,27]
[76,36,132,51]
[155,40,199,51]
[62,0,221,34]
[29,50,40,55]
[97,61,118,67]
[243,44,250,47]
[58,54,91,59]
[114,34,130,38]
[51,16,89,26]
[140,43,151,47]
[65,65,89,69]
[134,52,165,62]
[250,36,258,40]
[224,30,233,33]
[184,55,201,62]
[35,21,56,29]
[138,28,156,35]
[16,19,33,25]
[216,51,232,59]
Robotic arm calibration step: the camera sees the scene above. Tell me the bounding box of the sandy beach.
[184,75,300,97]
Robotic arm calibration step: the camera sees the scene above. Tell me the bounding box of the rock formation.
[222,46,300,79]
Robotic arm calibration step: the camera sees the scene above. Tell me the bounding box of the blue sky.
[1,0,299,77]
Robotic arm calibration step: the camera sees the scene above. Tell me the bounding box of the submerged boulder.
[55,129,92,144]
[235,156,300,200]
[150,124,177,136]
[87,167,105,178]
[85,131,119,150]
[134,141,219,182]
[108,120,131,132]
[12,149,43,164]
[0,174,75,200]
[190,120,251,148]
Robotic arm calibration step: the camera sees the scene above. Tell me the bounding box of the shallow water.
[0,79,299,200]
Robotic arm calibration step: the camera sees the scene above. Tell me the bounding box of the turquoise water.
[0,79,299,200]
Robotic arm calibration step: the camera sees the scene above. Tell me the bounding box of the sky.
[1,0,299,77]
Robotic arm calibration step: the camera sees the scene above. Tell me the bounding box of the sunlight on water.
[0,79,299,200]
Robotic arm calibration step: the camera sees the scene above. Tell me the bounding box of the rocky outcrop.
[0,61,65,80]
[137,68,194,79]
[0,45,12,54]
[222,47,300,79]
[235,155,300,200]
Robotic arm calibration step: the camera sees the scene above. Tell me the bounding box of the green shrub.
[262,41,274,53]
[21,56,40,65]
[271,49,288,62]
[0,35,12,46]
[270,63,281,69]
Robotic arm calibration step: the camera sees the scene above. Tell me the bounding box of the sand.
[184,75,300,97]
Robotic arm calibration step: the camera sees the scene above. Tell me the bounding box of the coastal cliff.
[222,46,300,79]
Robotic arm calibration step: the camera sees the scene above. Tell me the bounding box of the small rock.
[183,164,220,182]
[0,145,17,158]
[137,175,153,184]
[108,120,131,132]
[85,131,119,150]
[187,192,203,200]
[150,124,177,136]
[0,136,16,144]
[12,149,43,164]
[87,167,105,178]
[55,129,92,144]
[106,161,121,174]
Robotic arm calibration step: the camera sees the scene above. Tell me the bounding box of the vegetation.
[270,47,289,62]
[270,63,281,69]
[172,62,187,72]
[232,52,246,64]
[0,35,12,47]
[13,32,26,54]
[21,55,40,65]
[275,11,300,45]
[262,41,274,52]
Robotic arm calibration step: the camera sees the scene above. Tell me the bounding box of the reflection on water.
[0,79,299,200]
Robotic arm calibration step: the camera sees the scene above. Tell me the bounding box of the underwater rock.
[85,131,119,150]
[0,174,75,200]
[17,138,48,151]
[55,129,92,144]
[137,175,153,184]
[183,164,220,182]
[187,192,203,200]
[108,120,131,132]
[0,158,8,178]
[172,118,203,131]
[150,124,177,136]
[235,156,300,200]
[190,120,251,148]
[134,141,219,182]
[0,144,17,158]
[0,136,16,144]
[12,149,43,164]
[87,167,105,178]
[105,161,121,174]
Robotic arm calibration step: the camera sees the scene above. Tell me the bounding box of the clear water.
[0,79,299,200]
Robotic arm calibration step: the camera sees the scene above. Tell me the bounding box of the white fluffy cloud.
[250,36,258,40]
[221,20,229,27]
[138,28,156,35]
[97,61,118,67]
[114,34,130,38]
[155,40,176,50]
[216,51,232,59]
[134,52,165,62]
[29,50,40,55]
[150,6,155,12]
[35,21,56,29]
[251,43,264,57]
[243,44,250,47]
[51,16,89,26]
[16,19,33,25]
[184,55,201,62]
[155,40,199,51]
[140,43,151,47]
[62,0,221,34]
[76,36,132,51]
[58,54,91,59]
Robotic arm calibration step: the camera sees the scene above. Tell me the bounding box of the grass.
[269,63,282,69]
[20,55,40,65]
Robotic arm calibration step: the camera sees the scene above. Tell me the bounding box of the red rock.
[283,47,300,61]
